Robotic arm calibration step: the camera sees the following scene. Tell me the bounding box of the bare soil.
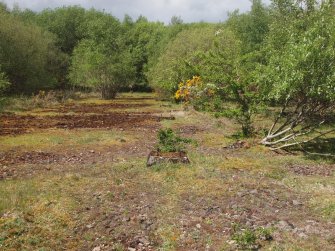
[288,163,334,176]
[0,110,174,136]
[0,94,334,251]
[40,103,152,114]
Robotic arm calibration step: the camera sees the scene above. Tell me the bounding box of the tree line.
[0,2,187,97]
[0,0,334,151]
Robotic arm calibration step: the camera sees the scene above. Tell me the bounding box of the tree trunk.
[101,84,117,100]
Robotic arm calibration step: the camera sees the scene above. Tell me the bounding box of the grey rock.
[138,237,150,246]
[292,200,302,206]
[298,232,308,239]
[277,220,295,231]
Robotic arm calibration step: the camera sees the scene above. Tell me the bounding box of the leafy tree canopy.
[0,10,65,93]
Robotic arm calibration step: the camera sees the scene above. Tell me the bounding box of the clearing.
[0,93,334,250]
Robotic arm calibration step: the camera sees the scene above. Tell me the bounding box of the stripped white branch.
[269,128,335,151]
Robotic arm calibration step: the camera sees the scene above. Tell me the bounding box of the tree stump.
[146,151,190,167]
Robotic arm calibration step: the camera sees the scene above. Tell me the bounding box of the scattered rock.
[276,220,295,231]
[292,200,302,206]
[227,240,236,245]
[298,232,308,239]
[138,237,150,246]
[288,164,334,176]
[146,151,190,167]
[223,140,250,150]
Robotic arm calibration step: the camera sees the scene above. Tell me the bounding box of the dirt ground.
[0,101,174,136]
[0,93,334,250]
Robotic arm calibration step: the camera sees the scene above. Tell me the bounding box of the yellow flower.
[207,89,215,96]
[175,89,181,99]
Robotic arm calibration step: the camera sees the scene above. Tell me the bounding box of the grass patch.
[284,175,335,221]
[0,129,133,152]
[0,179,40,214]
[0,175,81,250]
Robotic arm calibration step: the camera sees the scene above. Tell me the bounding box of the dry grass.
[0,93,334,250]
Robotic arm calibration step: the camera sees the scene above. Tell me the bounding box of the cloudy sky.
[2,0,271,23]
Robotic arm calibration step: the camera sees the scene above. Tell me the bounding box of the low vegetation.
[156,128,192,152]
[0,93,334,250]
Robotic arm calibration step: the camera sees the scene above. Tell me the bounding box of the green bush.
[231,223,273,250]
[157,128,192,152]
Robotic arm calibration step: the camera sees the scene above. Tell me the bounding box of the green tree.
[145,19,188,84]
[177,28,258,136]
[259,0,335,150]
[0,2,8,12]
[69,40,134,99]
[169,16,183,25]
[0,10,65,93]
[147,25,221,98]
[123,17,166,89]
[35,6,87,54]
[69,12,135,99]
[200,44,259,136]
[226,0,270,54]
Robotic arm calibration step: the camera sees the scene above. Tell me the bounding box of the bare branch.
[269,128,335,151]
[268,96,291,136]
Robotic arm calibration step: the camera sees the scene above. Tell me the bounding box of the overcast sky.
[2,0,271,23]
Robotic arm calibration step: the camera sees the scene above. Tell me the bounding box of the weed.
[321,202,335,221]
[231,223,273,250]
[232,228,258,250]
[112,243,125,251]
[151,162,183,172]
[266,168,287,180]
[106,191,115,200]
[115,178,123,185]
[157,128,192,152]
[157,225,179,251]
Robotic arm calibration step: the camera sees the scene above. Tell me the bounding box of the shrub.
[231,224,273,250]
[157,128,192,152]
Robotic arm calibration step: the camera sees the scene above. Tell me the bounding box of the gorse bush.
[175,76,207,102]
